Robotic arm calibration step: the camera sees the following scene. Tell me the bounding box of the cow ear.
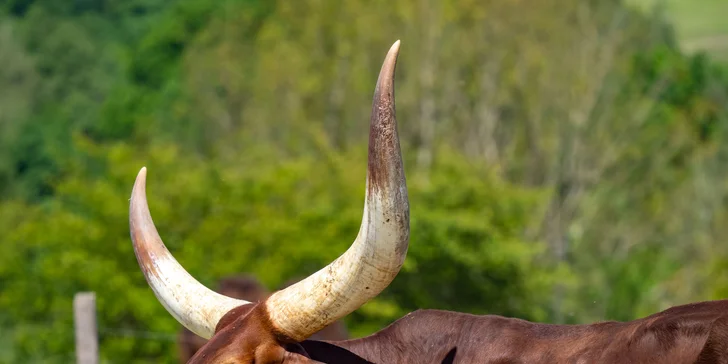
[298,341,374,364]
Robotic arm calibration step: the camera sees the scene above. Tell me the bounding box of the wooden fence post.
[74,292,99,364]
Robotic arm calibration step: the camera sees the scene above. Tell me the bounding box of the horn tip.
[136,166,147,182]
[387,40,401,61]
[132,167,148,201]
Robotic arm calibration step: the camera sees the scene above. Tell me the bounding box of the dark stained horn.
[265,40,409,341]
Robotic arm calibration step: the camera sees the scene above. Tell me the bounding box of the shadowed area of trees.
[1,0,728,362]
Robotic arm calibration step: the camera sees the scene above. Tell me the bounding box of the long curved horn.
[265,40,409,341]
[129,167,249,339]
[129,40,407,342]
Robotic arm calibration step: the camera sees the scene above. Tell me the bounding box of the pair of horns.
[129,41,409,342]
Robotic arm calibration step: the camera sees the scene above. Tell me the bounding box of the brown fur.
[188,299,728,364]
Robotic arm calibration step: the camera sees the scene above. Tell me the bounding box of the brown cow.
[178,276,348,362]
[129,41,728,363]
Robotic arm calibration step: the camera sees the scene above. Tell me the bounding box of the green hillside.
[629,0,728,59]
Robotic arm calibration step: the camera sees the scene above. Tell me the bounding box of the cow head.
[177,275,272,363]
[129,41,407,363]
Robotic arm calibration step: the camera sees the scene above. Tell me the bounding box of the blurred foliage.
[0,136,554,362]
[1,0,728,362]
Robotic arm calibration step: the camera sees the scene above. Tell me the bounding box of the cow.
[178,275,349,362]
[129,40,728,363]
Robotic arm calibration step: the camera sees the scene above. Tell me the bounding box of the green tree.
[0,135,557,362]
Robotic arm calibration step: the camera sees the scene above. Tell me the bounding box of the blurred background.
[1,0,728,362]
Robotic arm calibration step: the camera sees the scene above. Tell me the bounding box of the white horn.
[129,167,249,339]
[265,40,409,342]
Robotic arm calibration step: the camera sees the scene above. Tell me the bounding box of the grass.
[627,0,728,60]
